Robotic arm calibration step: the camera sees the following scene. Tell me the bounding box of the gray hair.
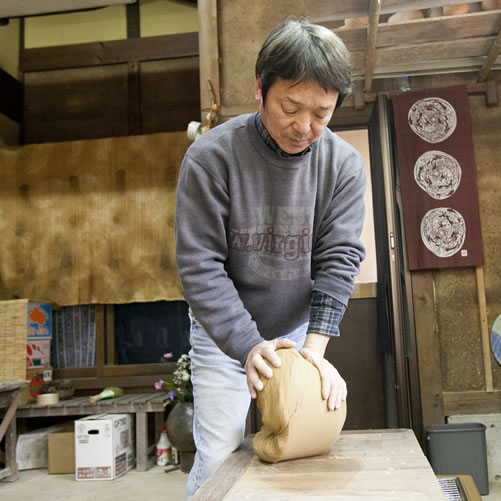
[255,18,351,107]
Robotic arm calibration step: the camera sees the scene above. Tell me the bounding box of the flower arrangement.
[154,353,193,404]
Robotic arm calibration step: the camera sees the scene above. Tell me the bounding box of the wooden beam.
[411,271,445,426]
[478,29,501,82]
[198,0,220,125]
[443,390,501,415]
[126,2,140,39]
[364,0,381,92]
[475,266,494,392]
[0,0,135,18]
[361,81,495,105]
[350,35,497,76]
[105,305,116,365]
[0,395,18,443]
[334,11,501,52]
[95,305,105,378]
[19,32,199,72]
[306,0,483,23]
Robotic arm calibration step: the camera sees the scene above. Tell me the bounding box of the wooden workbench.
[192,429,447,500]
[0,381,26,482]
[16,392,170,471]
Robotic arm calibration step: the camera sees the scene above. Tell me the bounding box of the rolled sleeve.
[307,290,346,337]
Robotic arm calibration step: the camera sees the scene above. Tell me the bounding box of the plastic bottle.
[156,423,171,466]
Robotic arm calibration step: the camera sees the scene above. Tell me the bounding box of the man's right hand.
[244,338,296,398]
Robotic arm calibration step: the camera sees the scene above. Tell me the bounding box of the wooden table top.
[17,392,170,417]
[192,429,446,500]
[0,381,27,393]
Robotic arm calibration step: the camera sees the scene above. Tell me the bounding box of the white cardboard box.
[74,413,135,481]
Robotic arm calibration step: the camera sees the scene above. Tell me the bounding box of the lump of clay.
[253,348,346,463]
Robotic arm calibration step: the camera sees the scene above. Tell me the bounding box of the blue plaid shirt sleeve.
[307,290,346,337]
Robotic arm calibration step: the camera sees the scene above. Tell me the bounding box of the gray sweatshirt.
[175,113,366,365]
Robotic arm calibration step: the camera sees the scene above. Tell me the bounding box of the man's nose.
[292,113,311,135]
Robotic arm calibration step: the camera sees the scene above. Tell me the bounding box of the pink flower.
[154,379,164,390]
[163,352,174,359]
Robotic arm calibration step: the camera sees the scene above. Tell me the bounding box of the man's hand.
[244,338,296,398]
[299,333,347,411]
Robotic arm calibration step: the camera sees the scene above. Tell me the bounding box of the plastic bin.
[424,423,489,495]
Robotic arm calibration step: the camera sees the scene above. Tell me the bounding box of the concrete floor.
[0,465,187,501]
[1,467,501,500]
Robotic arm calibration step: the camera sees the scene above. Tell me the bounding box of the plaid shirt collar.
[255,113,312,158]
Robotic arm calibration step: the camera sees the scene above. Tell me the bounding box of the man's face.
[256,77,339,155]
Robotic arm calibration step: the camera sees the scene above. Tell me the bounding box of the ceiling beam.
[0,0,135,18]
[306,0,484,23]
[364,0,381,92]
[350,35,497,76]
[478,30,501,82]
[334,11,501,52]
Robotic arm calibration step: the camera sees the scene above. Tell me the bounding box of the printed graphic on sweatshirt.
[229,205,313,280]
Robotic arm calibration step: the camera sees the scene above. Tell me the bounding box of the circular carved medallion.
[414,150,462,200]
[420,208,466,257]
[408,97,457,143]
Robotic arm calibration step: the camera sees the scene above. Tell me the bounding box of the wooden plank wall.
[20,32,200,144]
[407,74,501,424]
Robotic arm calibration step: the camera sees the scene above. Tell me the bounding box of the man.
[175,18,366,499]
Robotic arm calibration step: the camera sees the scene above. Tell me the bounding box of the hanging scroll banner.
[392,85,483,270]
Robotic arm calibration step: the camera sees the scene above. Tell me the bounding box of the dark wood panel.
[0,67,21,123]
[141,57,200,134]
[325,298,386,430]
[20,32,199,72]
[23,64,129,144]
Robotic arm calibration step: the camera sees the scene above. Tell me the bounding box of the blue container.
[424,423,489,495]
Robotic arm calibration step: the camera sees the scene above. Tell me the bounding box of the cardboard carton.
[48,424,75,474]
[75,414,135,481]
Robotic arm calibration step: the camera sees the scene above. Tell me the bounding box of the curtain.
[392,85,483,270]
[0,131,190,305]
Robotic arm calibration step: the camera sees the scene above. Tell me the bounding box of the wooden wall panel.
[218,0,304,108]
[140,57,200,134]
[407,74,501,417]
[23,65,129,144]
[326,298,386,430]
[21,33,200,144]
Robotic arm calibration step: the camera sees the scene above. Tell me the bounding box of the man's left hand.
[299,333,347,411]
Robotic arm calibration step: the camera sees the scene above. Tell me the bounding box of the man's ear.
[255,77,262,103]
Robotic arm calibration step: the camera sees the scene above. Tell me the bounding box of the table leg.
[3,405,18,482]
[135,412,148,472]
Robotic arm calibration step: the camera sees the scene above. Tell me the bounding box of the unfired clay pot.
[481,0,501,10]
[387,10,424,24]
[443,4,471,15]
[343,17,368,28]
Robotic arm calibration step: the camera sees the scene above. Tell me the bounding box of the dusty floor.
[1,466,501,500]
[0,465,187,501]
